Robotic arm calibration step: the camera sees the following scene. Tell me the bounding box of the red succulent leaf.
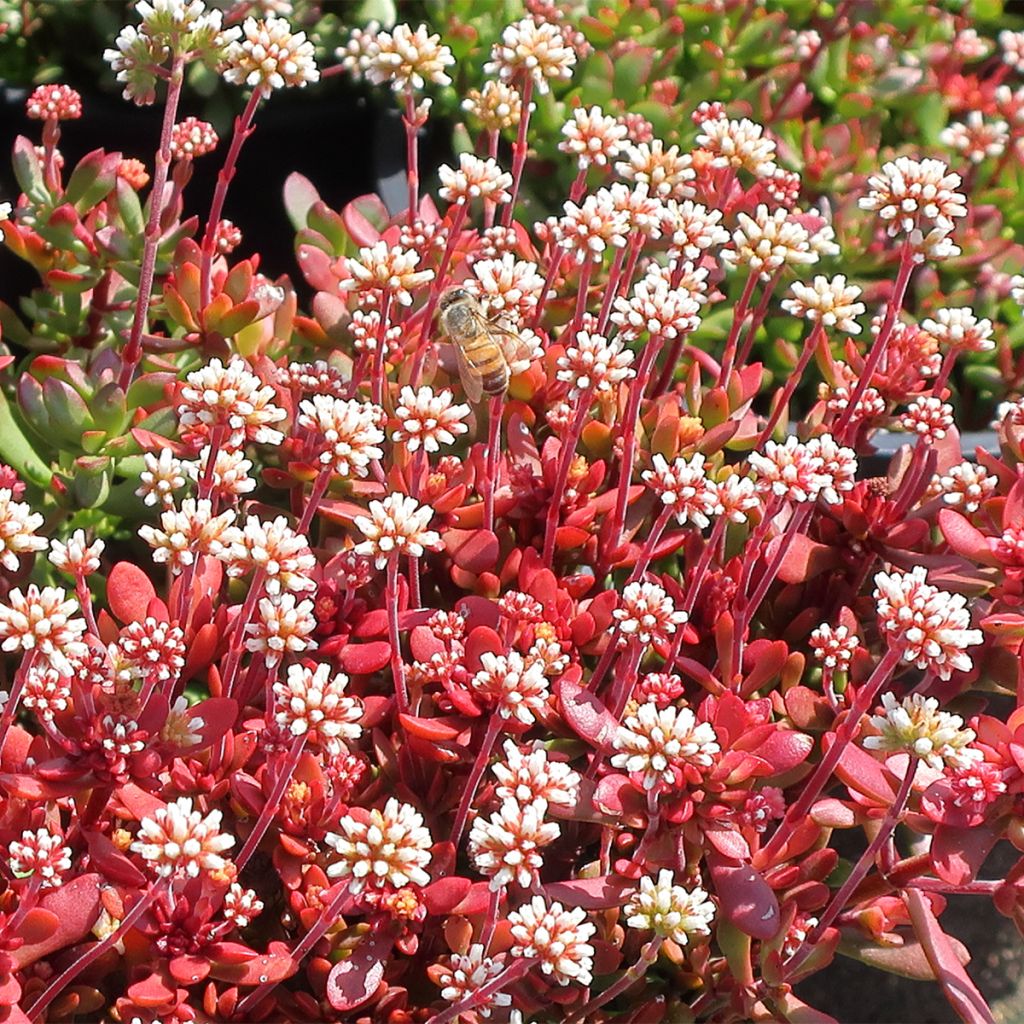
[444,527,500,572]
[169,955,211,985]
[707,850,781,940]
[84,830,147,888]
[557,678,619,753]
[931,823,999,886]
[772,533,840,584]
[106,561,158,624]
[421,876,472,915]
[12,874,102,969]
[326,929,391,1012]
[904,888,995,1024]
[937,510,999,566]
[127,971,177,1008]
[542,876,637,910]
[399,714,465,743]
[209,941,295,986]
[16,909,59,946]
[339,641,392,675]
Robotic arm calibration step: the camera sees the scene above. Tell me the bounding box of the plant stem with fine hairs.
[759,647,901,865]
[501,77,535,227]
[199,88,262,309]
[119,56,186,391]
[565,936,665,1024]
[386,556,410,714]
[784,755,918,978]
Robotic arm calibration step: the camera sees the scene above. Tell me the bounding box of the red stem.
[483,394,504,535]
[755,323,823,447]
[118,56,186,391]
[448,712,503,854]
[610,336,664,549]
[199,89,262,309]
[717,270,759,387]
[235,734,306,870]
[501,77,535,228]
[542,390,593,565]
[759,648,901,865]
[835,239,915,440]
[404,87,420,225]
[386,556,410,714]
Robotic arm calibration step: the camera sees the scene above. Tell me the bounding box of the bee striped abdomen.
[463,336,508,394]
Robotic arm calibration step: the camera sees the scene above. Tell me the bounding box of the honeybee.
[437,287,533,404]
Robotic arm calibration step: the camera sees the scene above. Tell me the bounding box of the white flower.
[298,395,385,477]
[439,154,513,206]
[874,566,983,680]
[864,692,979,770]
[325,798,433,892]
[137,449,187,507]
[354,493,442,568]
[0,489,47,571]
[364,23,454,92]
[221,14,319,95]
[508,897,595,986]
[612,703,720,790]
[392,386,470,453]
[920,307,994,353]
[613,581,688,647]
[9,828,72,888]
[781,276,865,334]
[132,797,235,877]
[492,740,581,807]
[484,18,576,95]
[723,205,817,280]
[559,105,628,169]
[642,453,719,529]
[469,798,560,889]
[470,651,550,725]
[273,662,362,751]
[339,241,434,305]
[625,870,716,945]
[697,116,777,178]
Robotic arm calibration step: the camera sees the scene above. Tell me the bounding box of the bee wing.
[453,342,484,404]
[487,319,535,375]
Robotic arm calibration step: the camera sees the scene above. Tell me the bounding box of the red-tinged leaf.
[106,561,157,624]
[980,612,1024,639]
[16,909,58,946]
[932,823,999,886]
[13,874,102,968]
[558,678,619,752]
[399,714,463,742]
[342,193,389,246]
[352,609,388,638]
[210,942,296,985]
[84,829,146,888]
[465,626,503,670]
[706,850,780,939]
[360,695,391,729]
[283,171,321,231]
[742,729,813,776]
[115,783,165,821]
[905,888,995,1024]
[452,881,495,916]
[840,931,967,981]
[317,499,367,527]
[326,934,389,1012]
[421,876,472,915]
[128,972,177,1008]
[938,509,998,565]
[771,533,839,584]
[339,641,391,675]
[170,954,211,985]
[409,624,445,662]
[555,525,591,550]
[827,733,893,805]
[772,992,839,1024]
[184,697,238,751]
[181,622,219,682]
[593,773,647,823]
[542,877,636,910]
[444,527,499,573]
[704,826,751,861]
[810,798,857,829]
[405,733,463,764]
[1005,476,1024,528]
[208,941,258,965]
